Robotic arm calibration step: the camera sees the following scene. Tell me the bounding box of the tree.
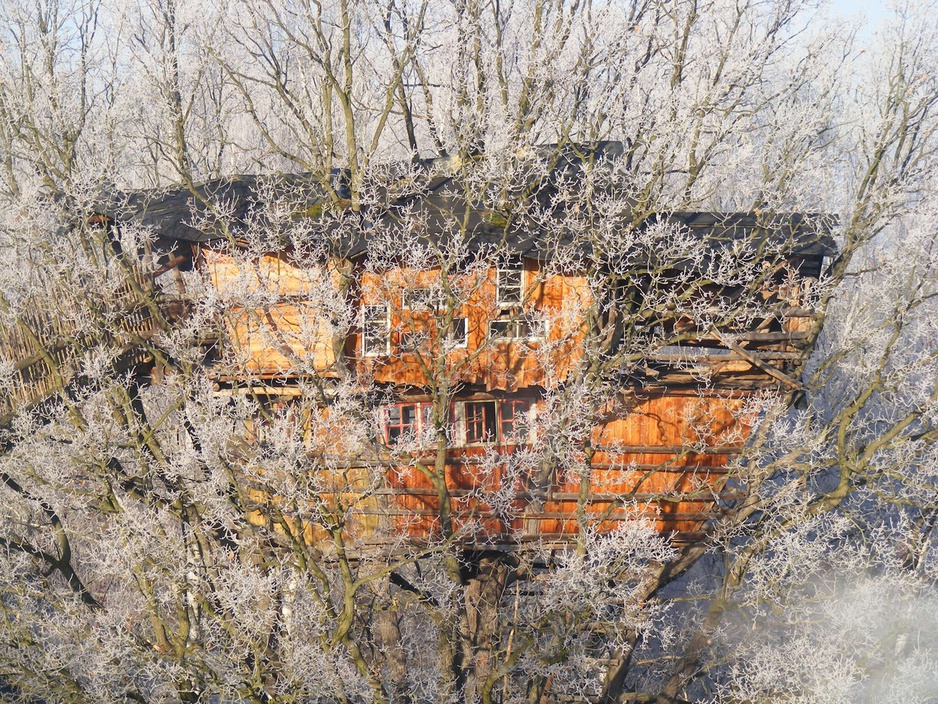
[1,0,938,703]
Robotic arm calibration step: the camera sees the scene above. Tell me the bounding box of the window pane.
[386,403,418,443]
[520,315,546,339]
[403,288,430,310]
[489,319,512,339]
[497,267,523,305]
[465,401,497,443]
[449,317,468,347]
[421,405,434,432]
[500,400,530,443]
[363,305,388,355]
[490,316,545,341]
[500,404,514,439]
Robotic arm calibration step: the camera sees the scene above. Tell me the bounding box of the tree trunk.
[458,553,512,704]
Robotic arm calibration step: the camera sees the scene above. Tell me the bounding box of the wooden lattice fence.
[0,268,164,427]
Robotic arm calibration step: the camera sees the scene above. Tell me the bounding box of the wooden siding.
[274,393,750,547]
[535,394,745,537]
[207,251,341,376]
[358,260,590,391]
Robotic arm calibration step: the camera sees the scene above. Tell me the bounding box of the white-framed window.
[496,263,524,306]
[455,399,534,445]
[362,304,390,356]
[402,287,442,311]
[488,313,546,341]
[447,317,468,348]
[400,317,468,352]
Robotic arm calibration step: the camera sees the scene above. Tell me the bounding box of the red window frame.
[385,403,418,443]
[465,401,498,443]
[384,402,434,444]
[498,400,530,444]
[461,399,531,445]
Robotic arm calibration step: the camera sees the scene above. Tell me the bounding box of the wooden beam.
[713,330,804,389]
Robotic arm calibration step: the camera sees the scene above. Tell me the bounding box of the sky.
[828,0,891,28]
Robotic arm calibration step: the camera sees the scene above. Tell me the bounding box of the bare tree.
[1,1,938,703]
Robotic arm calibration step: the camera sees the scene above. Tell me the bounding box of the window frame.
[464,400,499,444]
[402,287,441,311]
[487,313,546,341]
[496,263,524,307]
[399,316,468,352]
[362,303,390,356]
[385,403,419,443]
[498,399,532,444]
[456,398,534,446]
[383,402,435,445]
[447,317,469,349]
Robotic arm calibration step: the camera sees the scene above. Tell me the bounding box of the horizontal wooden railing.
[239,444,742,549]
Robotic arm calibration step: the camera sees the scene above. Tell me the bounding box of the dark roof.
[661,212,836,258]
[94,145,836,260]
[97,173,341,244]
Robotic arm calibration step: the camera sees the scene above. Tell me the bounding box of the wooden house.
[2,153,834,550]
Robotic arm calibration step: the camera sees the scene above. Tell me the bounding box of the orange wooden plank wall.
[359,259,590,391]
[206,251,341,375]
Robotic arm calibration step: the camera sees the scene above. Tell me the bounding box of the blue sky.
[828,0,891,27]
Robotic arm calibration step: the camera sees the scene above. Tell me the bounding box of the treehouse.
[0,153,834,550]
